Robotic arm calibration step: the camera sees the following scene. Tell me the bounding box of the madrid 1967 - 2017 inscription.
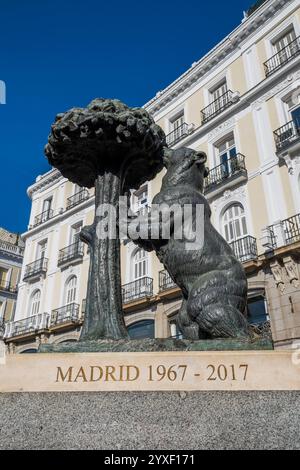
[55,363,249,384]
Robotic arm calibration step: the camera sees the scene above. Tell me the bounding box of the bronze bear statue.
[130,147,250,340]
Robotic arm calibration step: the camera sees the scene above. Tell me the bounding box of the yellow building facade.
[5,0,300,352]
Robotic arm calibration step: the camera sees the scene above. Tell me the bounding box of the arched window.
[223,203,248,243]
[29,290,41,317]
[133,249,148,280]
[128,320,154,339]
[65,276,77,305]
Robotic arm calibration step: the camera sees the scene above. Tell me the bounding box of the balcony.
[23,257,48,282]
[264,36,300,77]
[0,281,17,294]
[159,270,177,291]
[229,236,258,263]
[122,277,153,304]
[273,119,300,154]
[204,154,247,197]
[58,241,84,267]
[67,189,89,210]
[166,123,189,146]
[34,209,53,227]
[201,90,236,124]
[4,313,49,339]
[50,303,81,329]
[0,240,24,257]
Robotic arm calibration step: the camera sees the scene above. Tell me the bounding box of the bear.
[128,147,250,340]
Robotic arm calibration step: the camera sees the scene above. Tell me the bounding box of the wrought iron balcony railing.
[50,303,81,328]
[0,281,18,294]
[34,209,54,227]
[273,119,300,152]
[201,90,235,124]
[58,242,84,266]
[159,270,177,291]
[229,236,258,263]
[122,277,153,304]
[4,313,49,339]
[282,213,300,246]
[166,123,189,146]
[264,36,300,77]
[204,154,247,193]
[67,189,89,210]
[23,257,48,281]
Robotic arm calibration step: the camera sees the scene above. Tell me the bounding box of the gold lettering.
[126,366,140,381]
[105,366,117,381]
[74,366,88,382]
[56,366,73,383]
[90,366,103,382]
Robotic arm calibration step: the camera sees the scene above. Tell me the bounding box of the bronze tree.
[45,98,165,340]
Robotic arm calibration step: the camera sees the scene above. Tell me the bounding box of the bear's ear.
[194,151,207,165]
[162,147,173,169]
[204,167,209,178]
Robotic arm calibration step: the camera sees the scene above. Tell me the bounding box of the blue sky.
[0,0,253,234]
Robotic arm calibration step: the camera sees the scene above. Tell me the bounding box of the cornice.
[27,169,64,198]
[144,0,292,116]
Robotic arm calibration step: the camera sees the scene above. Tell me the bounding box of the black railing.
[122,277,153,304]
[201,90,235,124]
[67,189,89,210]
[0,281,17,294]
[282,213,300,245]
[50,303,81,327]
[34,209,53,227]
[159,270,177,291]
[204,154,247,192]
[166,123,189,146]
[274,119,300,151]
[58,241,84,266]
[264,36,300,77]
[229,236,258,263]
[23,258,48,281]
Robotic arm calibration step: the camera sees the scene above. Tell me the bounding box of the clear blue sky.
[0,0,253,234]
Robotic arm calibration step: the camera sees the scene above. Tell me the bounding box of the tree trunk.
[80,171,128,340]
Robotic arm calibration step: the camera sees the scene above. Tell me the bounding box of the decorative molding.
[144,0,295,115]
[283,256,300,288]
[207,117,235,140]
[252,71,300,110]
[27,169,64,198]
[270,260,285,294]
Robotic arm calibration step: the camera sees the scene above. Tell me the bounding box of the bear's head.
[162,147,209,192]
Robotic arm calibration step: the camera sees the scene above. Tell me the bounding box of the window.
[42,197,52,215]
[247,296,268,325]
[170,114,185,141]
[133,186,148,215]
[29,290,41,317]
[70,222,83,245]
[37,240,47,260]
[133,249,148,280]
[273,28,297,64]
[223,203,248,243]
[128,320,155,339]
[65,276,77,305]
[215,135,237,176]
[0,267,8,286]
[211,81,228,103]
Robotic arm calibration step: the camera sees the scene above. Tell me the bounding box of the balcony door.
[70,222,83,246]
[133,186,148,215]
[42,197,52,221]
[36,240,47,262]
[65,276,77,305]
[0,267,8,287]
[216,136,237,179]
[211,81,228,113]
[273,28,297,65]
[170,114,184,142]
[29,290,41,317]
[223,203,248,244]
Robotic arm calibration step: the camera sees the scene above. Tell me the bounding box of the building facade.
[4,0,300,352]
[0,228,24,335]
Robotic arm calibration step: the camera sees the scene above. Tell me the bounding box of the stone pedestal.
[0,391,300,449]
